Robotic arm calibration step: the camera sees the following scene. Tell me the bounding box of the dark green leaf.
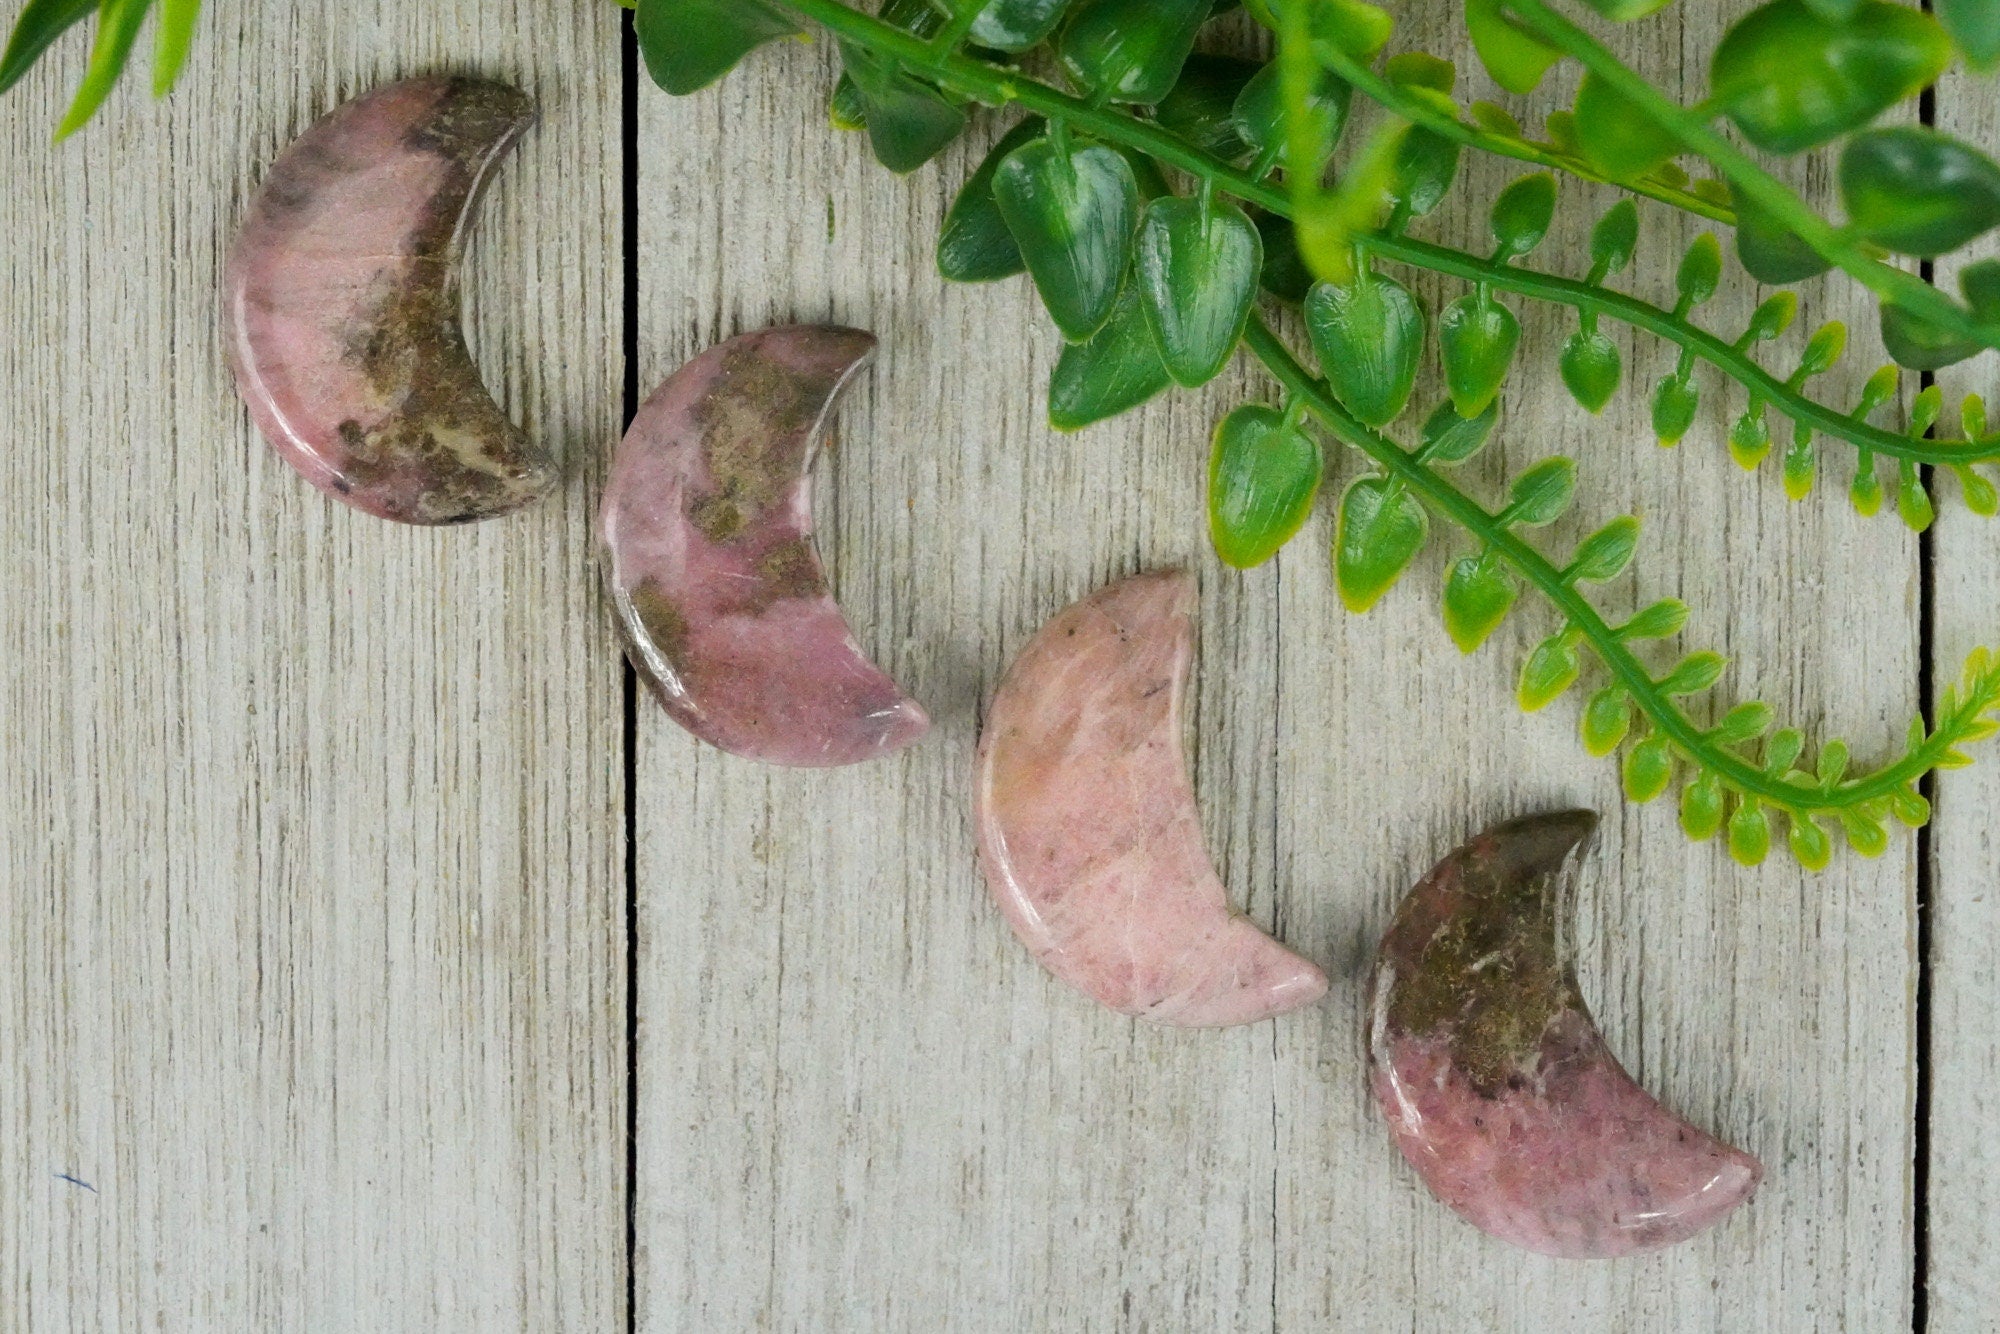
[1732,183,1833,283]
[939,119,1044,283]
[1048,284,1172,429]
[1880,300,1982,371]
[1253,212,1313,302]
[1136,196,1262,386]
[0,0,100,98]
[1335,476,1428,612]
[1233,58,1350,163]
[839,41,968,173]
[1438,292,1519,418]
[1840,126,2000,257]
[1304,271,1425,428]
[1711,0,1951,153]
[1506,456,1576,526]
[1390,127,1461,220]
[635,0,799,97]
[1560,329,1622,414]
[1652,373,1699,447]
[1152,53,1261,161]
[993,136,1140,340]
[1418,398,1498,464]
[971,0,1072,51]
[1490,172,1557,260]
[1940,0,2000,68]
[1443,555,1517,652]
[1056,0,1207,106]
[1573,70,1679,181]
[1590,200,1640,276]
[1208,404,1325,568]
[1465,0,1563,94]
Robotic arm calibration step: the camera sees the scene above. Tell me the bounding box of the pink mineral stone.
[973,570,1328,1026]
[1367,811,1763,1258]
[601,325,930,767]
[223,75,556,524]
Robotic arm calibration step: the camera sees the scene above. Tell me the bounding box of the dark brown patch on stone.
[692,340,848,522]
[626,579,692,673]
[755,538,825,604]
[686,493,744,543]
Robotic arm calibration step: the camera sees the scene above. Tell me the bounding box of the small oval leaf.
[1047,284,1172,429]
[1304,271,1426,428]
[1335,476,1429,613]
[1057,0,1209,106]
[1438,293,1520,418]
[1560,329,1622,414]
[1568,515,1640,583]
[1507,457,1577,527]
[1442,554,1517,653]
[939,119,1045,282]
[1208,404,1325,568]
[1518,634,1581,712]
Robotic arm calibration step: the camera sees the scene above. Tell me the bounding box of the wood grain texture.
[1926,67,2000,1334]
[0,3,626,1329]
[633,6,1925,1333]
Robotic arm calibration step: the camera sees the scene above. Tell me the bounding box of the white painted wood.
[0,3,626,1329]
[1925,67,2000,1334]
[634,7,1924,1334]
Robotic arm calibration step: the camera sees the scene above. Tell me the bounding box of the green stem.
[1503,0,1996,354]
[1310,38,1734,225]
[772,0,2000,467]
[927,0,982,57]
[1243,317,1981,815]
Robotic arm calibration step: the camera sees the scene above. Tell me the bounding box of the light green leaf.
[1518,633,1580,712]
[1567,516,1640,583]
[1506,457,1576,527]
[1623,736,1674,802]
[1335,476,1428,613]
[1657,651,1726,695]
[1208,404,1324,568]
[1581,686,1631,756]
[1442,554,1517,652]
[1728,800,1771,866]
[1680,770,1725,840]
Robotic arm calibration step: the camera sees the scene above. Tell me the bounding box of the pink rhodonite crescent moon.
[973,570,1327,1026]
[224,75,555,524]
[1368,811,1762,1258]
[601,325,929,767]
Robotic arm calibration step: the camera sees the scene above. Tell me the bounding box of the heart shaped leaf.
[1335,476,1428,613]
[1304,271,1425,428]
[1208,405,1325,568]
[1057,0,1208,106]
[1442,554,1517,652]
[1048,284,1171,430]
[839,41,968,174]
[1233,59,1352,163]
[994,136,1140,341]
[1438,292,1520,418]
[636,0,799,96]
[1137,196,1263,387]
[1559,329,1622,414]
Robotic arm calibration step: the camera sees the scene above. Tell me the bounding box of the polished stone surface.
[224,75,555,523]
[601,325,929,767]
[1368,811,1762,1258]
[974,570,1327,1026]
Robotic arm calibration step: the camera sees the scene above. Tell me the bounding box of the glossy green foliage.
[1057,0,1207,106]
[0,0,95,98]
[637,0,799,96]
[1519,634,1581,711]
[1136,196,1262,386]
[1335,477,1427,612]
[1438,292,1520,419]
[839,40,966,172]
[993,135,1139,340]
[939,120,1043,282]
[1208,404,1324,567]
[1572,71,1677,182]
[1710,0,1951,153]
[970,0,1072,52]
[1840,127,2000,258]
[1152,53,1260,161]
[1465,0,1562,94]
[1731,184,1833,284]
[1391,127,1462,220]
[1560,331,1621,413]
[1233,58,1350,165]
[1443,555,1517,653]
[1939,0,2000,68]
[2,0,206,133]
[1489,173,1557,261]
[1047,284,1170,429]
[1254,213,1313,302]
[1303,271,1424,428]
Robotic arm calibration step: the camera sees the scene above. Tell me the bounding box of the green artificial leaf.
[1765,727,1806,774]
[1391,127,1462,220]
[1581,686,1632,756]
[1621,598,1689,640]
[1658,650,1726,695]
[1890,782,1931,826]
[1490,172,1558,260]
[1568,515,1640,582]
[1712,700,1775,744]
[1590,200,1640,277]
[939,120,1044,283]
[1728,800,1771,866]
[1047,283,1172,429]
[1233,59,1350,164]
[1580,0,1676,17]
[1057,0,1208,106]
[1789,813,1832,871]
[1939,0,2000,69]
[1573,70,1679,182]
[1745,291,1799,342]
[1623,736,1674,802]
[1840,126,2000,258]
[1560,329,1622,414]
[0,0,97,98]
[1442,554,1517,652]
[1385,51,1456,93]
[1296,0,1393,59]
[153,0,201,97]
[1852,457,1885,514]
[993,135,1140,341]
[1676,233,1722,307]
[1208,404,1325,567]
[1254,212,1313,302]
[635,0,799,96]
[1418,398,1498,465]
[1783,436,1817,500]
[1304,271,1425,428]
[1152,53,1261,161]
[1506,456,1576,526]
[1880,301,1982,371]
[1798,321,1847,375]
[1652,374,1699,447]
[1840,808,1890,857]
[1136,196,1262,387]
[1818,737,1850,786]
[1710,0,1951,154]
[1680,770,1725,840]
[1465,0,1564,94]
[839,41,968,173]
[1335,476,1428,612]
[53,0,150,137]
[1519,633,1581,712]
[1438,292,1520,418]
[971,0,1073,52]
[828,0,943,130]
[1732,184,1834,284]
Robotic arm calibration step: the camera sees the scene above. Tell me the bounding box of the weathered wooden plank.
[1924,65,2000,1334]
[1269,7,1919,1331]
[0,2,625,1328]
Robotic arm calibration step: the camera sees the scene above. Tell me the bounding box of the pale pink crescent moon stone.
[601,325,930,767]
[1368,811,1763,1258]
[974,570,1328,1026]
[223,75,555,524]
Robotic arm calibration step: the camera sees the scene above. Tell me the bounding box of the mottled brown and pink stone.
[1368,811,1762,1258]
[223,75,555,524]
[974,571,1327,1026]
[601,325,930,767]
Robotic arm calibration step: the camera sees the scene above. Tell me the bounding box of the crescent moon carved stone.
[1368,810,1763,1258]
[974,570,1328,1026]
[601,325,930,767]
[224,75,556,524]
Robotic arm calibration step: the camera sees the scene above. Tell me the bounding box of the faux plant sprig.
[615,0,2000,869]
[1,0,200,137]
